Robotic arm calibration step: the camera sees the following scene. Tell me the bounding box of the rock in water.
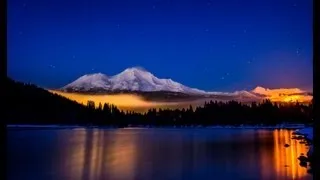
[300,161,308,168]
[298,155,308,162]
[284,144,290,147]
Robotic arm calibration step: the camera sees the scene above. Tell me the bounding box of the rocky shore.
[292,127,313,174]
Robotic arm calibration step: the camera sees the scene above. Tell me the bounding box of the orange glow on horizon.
[253,87,312,103]
[282,95,309,103]
[48,90,178,108]
[48,87,312,113]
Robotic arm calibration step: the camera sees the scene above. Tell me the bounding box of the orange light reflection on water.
[57,129,312,180]
[272,129,310,180]
[62,129,138,180]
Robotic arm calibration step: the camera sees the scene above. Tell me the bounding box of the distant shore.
[7,124,308,130]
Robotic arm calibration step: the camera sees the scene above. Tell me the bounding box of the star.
[293,3,297,7]
[152,5,156,9]
[205,28,209,32]
[243,29,247,33]
[18,31,23,35]
[49,65,56,68]
[116,24,120,28]
[23,3,26,7]
[72,55,76,59]
[296,48,301,56]
[220,76,225,80]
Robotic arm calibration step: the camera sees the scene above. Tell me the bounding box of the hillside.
[5,78,101,125]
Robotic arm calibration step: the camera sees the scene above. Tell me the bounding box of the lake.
[7,128,312,180]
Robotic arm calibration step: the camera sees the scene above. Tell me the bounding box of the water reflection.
[59,129,139,180]
[7,128,313,180]
[272,129,310,180]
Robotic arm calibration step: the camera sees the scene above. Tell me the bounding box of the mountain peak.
[115,67,153,80]
[124,66,149,73]
[252,86,268,94]
[61,67,208,94]
[81,72,108,78]
[62,72,110,91]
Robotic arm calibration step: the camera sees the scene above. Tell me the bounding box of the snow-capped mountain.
[61,67,263,101]
[62,73,112,91]
[62,67,207,95]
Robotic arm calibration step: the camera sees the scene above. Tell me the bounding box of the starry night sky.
[7,0,313,91]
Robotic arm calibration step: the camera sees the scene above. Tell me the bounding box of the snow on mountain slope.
[62,67,207,95]
[110,67,207,94]
[233,90,263,99]
[61,67,263,100]
[62,73,111,91]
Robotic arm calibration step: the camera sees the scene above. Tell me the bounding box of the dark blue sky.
[7,0,313,91]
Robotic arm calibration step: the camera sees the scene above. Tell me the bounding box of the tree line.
[6,78,313,126]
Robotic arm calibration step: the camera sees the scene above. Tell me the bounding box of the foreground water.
[7,128,312,180]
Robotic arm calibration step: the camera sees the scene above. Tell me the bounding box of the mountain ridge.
[60,67,311,102]
[62,67,208,95]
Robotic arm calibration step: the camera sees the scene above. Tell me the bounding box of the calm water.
[7,128,312,180]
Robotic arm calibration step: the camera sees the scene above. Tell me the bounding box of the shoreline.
[292,127,313,174]
[7,124,308,130]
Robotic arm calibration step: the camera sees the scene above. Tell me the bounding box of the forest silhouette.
[6,78,313,127]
